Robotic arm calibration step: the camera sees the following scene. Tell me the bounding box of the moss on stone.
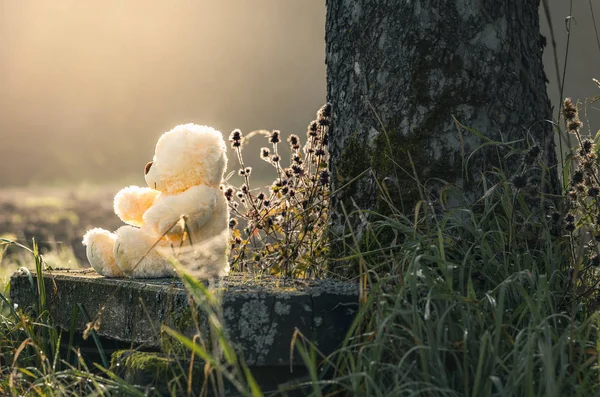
[159,305,195,359]
[171,305,194,330]
[127,352,171,373]
[111,350,173,388]
[110,349,128,370]
[110,350,202,393]
[112,350,171,373]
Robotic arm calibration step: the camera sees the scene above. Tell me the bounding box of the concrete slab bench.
[10,268,359,389]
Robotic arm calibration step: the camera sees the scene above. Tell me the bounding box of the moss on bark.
[326,0,558,264]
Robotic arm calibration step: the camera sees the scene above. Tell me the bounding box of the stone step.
[10,269,360,368]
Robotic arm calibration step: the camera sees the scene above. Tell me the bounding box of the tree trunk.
[326,0,559,254]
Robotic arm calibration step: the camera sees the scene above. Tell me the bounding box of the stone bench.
[10,269,359,392]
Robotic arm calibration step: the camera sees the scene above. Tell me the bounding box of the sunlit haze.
[1,1,598,187]
[0,1,325,187]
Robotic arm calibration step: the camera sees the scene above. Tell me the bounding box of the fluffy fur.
[82,124,229,278]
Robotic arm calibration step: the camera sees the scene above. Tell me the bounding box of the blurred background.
[0,1,326,187]
[0,1,599,274]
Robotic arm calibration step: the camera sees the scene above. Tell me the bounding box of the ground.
[0,184,123,287]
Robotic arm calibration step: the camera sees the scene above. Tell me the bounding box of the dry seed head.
[318,118,330,127]
[527,145,541,158]
[568,120,583,133]
[260,147,271,160]
[318,103,332,119]
[568,189,578,200]
[572,170,585,185]
[308,121,318,136]
[512,174,528,189]
[229,129,242,141]
[291,164,304,176]
[563,98,577,120]
[319,170,330,185]
[581,159,596,172]
[229,129,243,148]
[550,211,561,223]
[269,130,281,144]
[524,145,540,165]
[288,134,300,149]
[565,213,576,223]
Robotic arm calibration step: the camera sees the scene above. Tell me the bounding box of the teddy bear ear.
[144,161,153,175]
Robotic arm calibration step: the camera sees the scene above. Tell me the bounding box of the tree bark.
[326,0,559,254]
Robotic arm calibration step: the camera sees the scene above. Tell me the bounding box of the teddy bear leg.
[114,226,175,278]
[82,228,126,277]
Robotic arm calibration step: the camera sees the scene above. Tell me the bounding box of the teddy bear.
[82,124,230,278]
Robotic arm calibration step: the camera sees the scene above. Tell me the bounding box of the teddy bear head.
[144,124,227,194]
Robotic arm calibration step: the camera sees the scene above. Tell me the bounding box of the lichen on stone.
[274,301,291,316]
[236,298,278,364]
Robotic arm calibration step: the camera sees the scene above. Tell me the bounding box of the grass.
[317,183,598,396]
[2,137,599,396]
[2,100,600,395]
[0,240,81,294]
[0,241,140,396]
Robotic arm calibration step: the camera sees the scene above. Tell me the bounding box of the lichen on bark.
[326,0,559,259]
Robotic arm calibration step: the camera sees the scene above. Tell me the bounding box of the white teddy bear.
[82,124,229,278]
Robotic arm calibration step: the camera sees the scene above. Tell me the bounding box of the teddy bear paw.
[82,228,126,277]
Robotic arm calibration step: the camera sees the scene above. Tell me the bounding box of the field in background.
[0,177,275,288]
[0,185,124,287]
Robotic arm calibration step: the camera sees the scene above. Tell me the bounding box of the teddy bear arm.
[114,186,160,227]
[143,185,217,236]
